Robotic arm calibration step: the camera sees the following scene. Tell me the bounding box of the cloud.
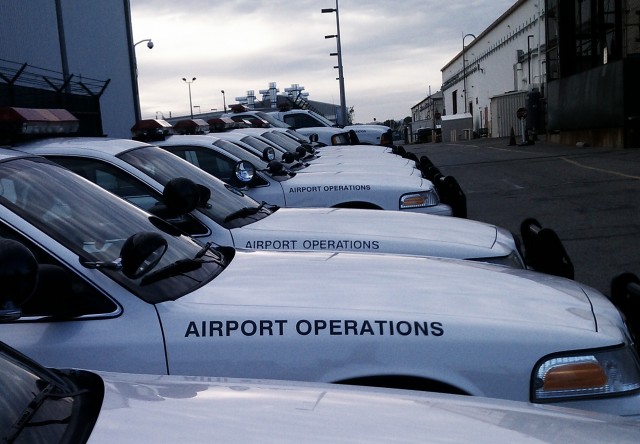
[132,0,516,122]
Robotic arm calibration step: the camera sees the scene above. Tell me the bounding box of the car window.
[165,146,236,183]
[251,111,289,128]
[44,156,209,237]
[284,114,321,129]
[47,156,161,211]
[238,135,282,154]
[0,156,225,304]
[212,139,270,169]
[117,145,271,228]
[159,145,271,202]
[261,132,299,151]
[0,220,118,319]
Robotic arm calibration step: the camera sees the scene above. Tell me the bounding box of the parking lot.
[406,137,640,296]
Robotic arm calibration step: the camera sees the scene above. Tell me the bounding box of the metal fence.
[0,59,109,136]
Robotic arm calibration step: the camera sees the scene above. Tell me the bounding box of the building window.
[451,90,458,115]
[575,0,594,72]
[546,0,561,80]
[548,0,622,79]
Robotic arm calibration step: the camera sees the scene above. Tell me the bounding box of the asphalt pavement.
[403,136,640,296]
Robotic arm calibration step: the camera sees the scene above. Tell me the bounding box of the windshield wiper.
[224,202,272,223]
[4,383,55,443]
[4,381,88,443]
[140,243,221,286]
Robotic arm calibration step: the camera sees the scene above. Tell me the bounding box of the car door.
[0,219,169,374]
[162,145,237,184]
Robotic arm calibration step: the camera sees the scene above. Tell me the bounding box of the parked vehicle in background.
[223,109,354,147]
[16,136,524,267]
[1,110,639,419]
[268,109,394,146]
[3,340,640,444]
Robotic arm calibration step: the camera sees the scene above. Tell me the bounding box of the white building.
[440,0,544,139]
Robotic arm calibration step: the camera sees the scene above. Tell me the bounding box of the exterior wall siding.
[0,0,136,138]
[440,0,545,137]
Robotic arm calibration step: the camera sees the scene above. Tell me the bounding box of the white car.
[204,127,419,177]
[267,109,395,146]
[205,117,466,216]
[16,136,527,269]
[132,126,453,216]
[223,109,356,147]
[0,149,639,418]
[226,127,418,174]
[4,341,640,444]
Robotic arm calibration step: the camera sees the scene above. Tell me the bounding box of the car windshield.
[0,344,76,443]
[118,145,269,227]
[260,131,301,151]
[238,135,287,154]
[249,111,289,128]
[307,111,336,127]
[285,129,311,143]
[0,156,225,303]
[212,139,270,168]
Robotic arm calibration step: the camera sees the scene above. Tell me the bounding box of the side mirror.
[295,146,307,159]
[281,152,295,164]
[267,160,286,175]
[309,133,319,143]
[301,143,316,154]
[520,218,574,279]
[331,132,351,146]
[233,160,255,185]
[0,239,38,321]
[120,232,168,279]
[163,177,210,214]
[262,147,276,162]
[80,231,168,279]
[347,129,360,144]
[611,273,640,354]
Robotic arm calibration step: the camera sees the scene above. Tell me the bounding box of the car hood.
[302,154,416,168]
[281,169,428,188]
[317,144,392,154]
[296,160,420,177]
[180,251,600,333]
[233,207,514,260]
[345,124,390,133]
[88,374,640,443]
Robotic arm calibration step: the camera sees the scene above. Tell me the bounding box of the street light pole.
[131,38,154,122]
[462,33,476,114]
[221,90,226,112]
[322,1,348,126]
[134,38,154,49]
[182,77,196,118]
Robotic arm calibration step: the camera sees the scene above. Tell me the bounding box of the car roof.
[15,137,150,156]
[0,147,34,161]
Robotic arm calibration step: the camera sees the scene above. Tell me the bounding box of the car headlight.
[399,190,439,209]
[532,345,640,402]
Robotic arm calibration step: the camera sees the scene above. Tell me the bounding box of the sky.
[131,0,515,124]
